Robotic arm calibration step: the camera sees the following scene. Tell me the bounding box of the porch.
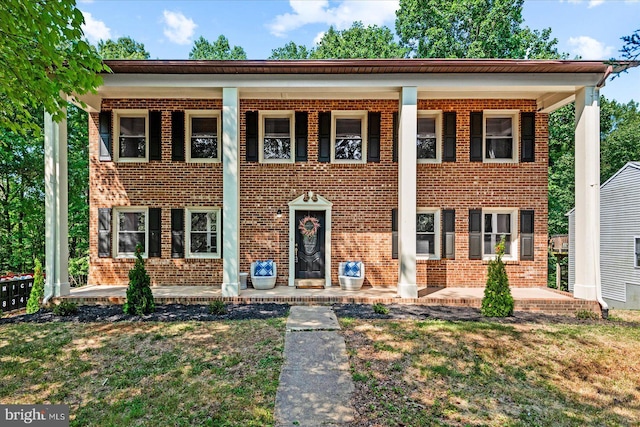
[59,285,600,316]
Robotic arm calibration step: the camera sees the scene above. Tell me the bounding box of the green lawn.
[341,310,640,426]
[0,319,286,426]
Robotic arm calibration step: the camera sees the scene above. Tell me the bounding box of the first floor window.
[484,111,518,162]
[332,111,367,163]
[115,110,148,161]
[417,209,440,259]
[115,208,147,257]
[635,237,640,268]
[187,208,220,258]
[484,212,513,256]
[187,111,220,161]
[260,111,294,162]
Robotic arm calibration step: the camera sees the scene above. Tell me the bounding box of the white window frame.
[482,208,518,261]
[113,109,149,163]
[185,207,221,259]
[258,110,295,164]
[417,111,442,164]
[331,110,368,164]
[635,236,640,268]
[416,208,441,260]
[185,110,221,163]
[113,207,148,258]
[483,110,519,163]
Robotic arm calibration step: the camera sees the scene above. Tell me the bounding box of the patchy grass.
[0,319,286,426]
[341,314,640,426]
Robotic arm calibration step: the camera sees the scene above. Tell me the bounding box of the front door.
[295,211,325,279]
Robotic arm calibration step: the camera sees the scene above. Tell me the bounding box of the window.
[483,209,517,260]
[417,209,440,259]
[186,110,220,162]
[259,111,294,163]
[114,207,147,257]
[417,112,441,162]
[114,110,148,162]
[332,111,367,163]
[484,111,518,162]
[186,208,220,258]
[635,237,640,268]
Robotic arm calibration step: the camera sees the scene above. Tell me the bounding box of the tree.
[600,98,640,183]
[189,35,247,60]
[621,29,640,62]
[395,0,563,59]
[26,259,44,314]
[97,36,150,59]
[123,244,155,315]
[269,42,311,60]
[311,22,408,59]
[481,238,514,317]
[0,0,104,132]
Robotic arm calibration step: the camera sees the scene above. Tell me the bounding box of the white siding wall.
[568,212,575,291]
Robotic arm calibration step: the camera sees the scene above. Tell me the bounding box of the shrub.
[123,244,155,315]
[481,237,514,317]
[373,303,389,315]
[576,309,599,320]
[26,259,45,314]
[208,300,227,315]
[53,301,78,316]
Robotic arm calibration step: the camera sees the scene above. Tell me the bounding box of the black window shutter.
[443,112,456,162]
[392,112,398,163]
[367,112,381,162]
[318,112,331,162]
[148,208,161,257]
[171,111,185,161]
[521,112,535,162]
[98,208,111,258]
[171,209,184,258]
[470,112,483,162]
[99,111,112,161]
[219,210,223,258]
[520,210,535,261]
[392,208,398,259]
[443,209,455,259]
[295,111,308,162]
[149,111,162,161]
[245,111,258,162]
[469,209,482,259]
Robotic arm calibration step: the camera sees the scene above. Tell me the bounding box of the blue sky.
[78,0,639,103]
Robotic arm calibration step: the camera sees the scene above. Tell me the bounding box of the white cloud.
[313,31,326,45]
[81,11,111,42]
[162,10,197,45]
[566,0,604,6]
[268,0,399,37]
[568,36,615,59]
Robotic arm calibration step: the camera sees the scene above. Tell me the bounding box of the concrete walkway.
[274,306,355,426]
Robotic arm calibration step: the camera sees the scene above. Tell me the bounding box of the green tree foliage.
[395,0,563,59]
[600,99,640,183]
[97,36,150,59]
[189,35,247,60]
[269,42,311,60]
[311,22,408,59]
[621,29,640,62]
[481,238,514,317]
[0,0,104,132]
[123,244,155,315]
[26,259,44,314]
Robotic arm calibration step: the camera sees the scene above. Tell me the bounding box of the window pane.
[265,118,290,137]
[190,233,216,253]
[417,117,436,160]
[192,117,216,136]
[484,234,494,254]
[119,137,145,158]
[497,214,511,233]
[503,235,512,254]
[484,214,493,233]
[191,137,218,158]
[336,118,361,137]
[119,232,145,253]
[119,212,145,232]
[486,138,513,159]
[264,137,291,160]
[335,118,363,160]
[417,234,434,255]
[416,213,434,233]
[120,117,145,137]
[486,118,512,137]
[191,213,208,232]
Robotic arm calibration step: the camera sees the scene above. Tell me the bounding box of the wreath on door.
[298,215,321,237]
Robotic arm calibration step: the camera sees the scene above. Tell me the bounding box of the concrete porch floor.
[60,285,601,316]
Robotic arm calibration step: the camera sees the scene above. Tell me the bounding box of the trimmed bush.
[26,259,45,314]
[373,303,389,315]
[481,237,514,317]
[53,301,78,316]
[208,300,227,315]
[123,244,155,315]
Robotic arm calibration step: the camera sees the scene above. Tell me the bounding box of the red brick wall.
[89,97,547,288]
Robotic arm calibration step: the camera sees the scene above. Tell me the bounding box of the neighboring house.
[569,162,640,309]
[42,59,617,300]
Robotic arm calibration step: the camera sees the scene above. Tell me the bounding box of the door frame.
[288,192,332,288]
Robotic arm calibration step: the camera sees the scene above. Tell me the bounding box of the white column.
[573,86,600,300]
[398,87,418,298]
[222,88,240,296]
[44,110,70,297]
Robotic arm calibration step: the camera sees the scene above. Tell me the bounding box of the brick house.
[44,59,615,300]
